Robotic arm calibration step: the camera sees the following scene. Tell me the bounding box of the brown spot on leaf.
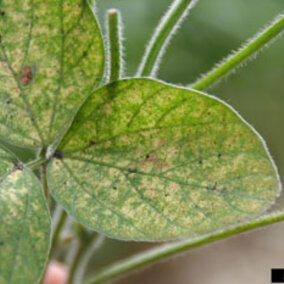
[143,154,168,171]
[150,187,157,197]
[20,66,33,86]
[158,139,167,147]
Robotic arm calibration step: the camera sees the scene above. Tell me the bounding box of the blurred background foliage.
[87,0,284,283]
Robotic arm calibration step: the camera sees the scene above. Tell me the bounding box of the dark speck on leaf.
[145,154,150,159]
[113,186,117,190]
[53,150,63,160]
[165,193,169,197]
[128,168,137,174]
[0,11,5,16]
[0,34,2,43]
[0,241,4,246]
[89,140,96,146]
[217,153,222,158]
[83,51,88,57]
[206,182,218,191]
[198,159,203,165]
[12,161,24,171]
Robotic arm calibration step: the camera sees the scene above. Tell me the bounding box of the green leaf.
[0,147,51,284]
[0,0,104,148]
[48,78,281,241]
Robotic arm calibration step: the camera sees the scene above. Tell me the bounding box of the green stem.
[39,207,68,284]
[107,9,123,82]
[50,208,67,257]
[137,0,198,77]
[87,211,284,284]
[191,12,284,91]
[68,233,103,284]
[40,163,49,200]
[72,235,105,284]
[68,242,88,284]
[25,157,48,170]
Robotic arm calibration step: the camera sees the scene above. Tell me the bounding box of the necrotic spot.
[20,66,34,86]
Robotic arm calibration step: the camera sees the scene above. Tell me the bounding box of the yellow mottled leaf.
[0,147,50,284]
[0,0,104,147]
[48,78,281,241]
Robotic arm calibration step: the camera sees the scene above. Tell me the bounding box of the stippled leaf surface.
[48,78,281,241]
[0,147,50,284]
[0,0,104,148]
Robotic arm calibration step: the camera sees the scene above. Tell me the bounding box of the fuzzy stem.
[67,241,88,284]
[50,208,67,257]
[87,211,284,284]
[25,157,48,170]
[191,12,284,91]
[68,234,104,284]
[107,9,123,82]
[40,163,50,201]
[137,0,198,77]
[72,235,105,284]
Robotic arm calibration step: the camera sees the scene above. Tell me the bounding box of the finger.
[44,261,68,284]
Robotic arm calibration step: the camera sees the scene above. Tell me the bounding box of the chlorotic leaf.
[0,147,51,284]
[0,0,104,148]
[48,78,281,241]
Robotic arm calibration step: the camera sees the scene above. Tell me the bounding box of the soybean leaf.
[0,147,51,284]
[48,78,281,241]
[0,0,104,148]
